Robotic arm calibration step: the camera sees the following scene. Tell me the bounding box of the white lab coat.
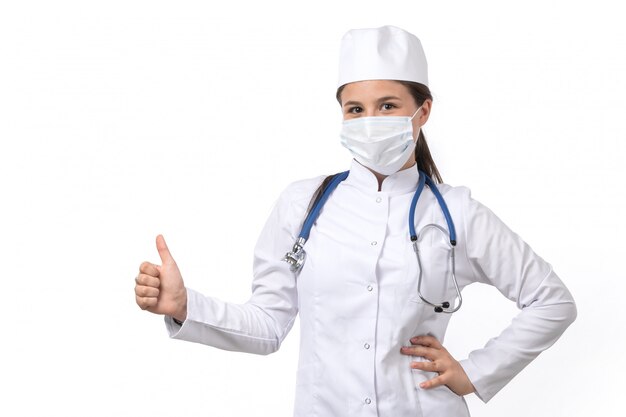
[165,159,576,417]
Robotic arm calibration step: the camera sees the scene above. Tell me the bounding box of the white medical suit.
[165,159,577,416]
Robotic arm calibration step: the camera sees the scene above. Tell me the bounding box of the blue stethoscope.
[282,169,462,313]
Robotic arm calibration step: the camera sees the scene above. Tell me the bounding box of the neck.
[372,171,386,192]
[366,160,418,192]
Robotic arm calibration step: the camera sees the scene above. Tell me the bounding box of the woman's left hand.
[400,335,476,396]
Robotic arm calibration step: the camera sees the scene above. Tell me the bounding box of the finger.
[139,261,160,277]
[135,285,160,298]
[156,234,175,265]
[411,360,441,373]
[419,374,447,390]
[136,274,160,288]
[136,295,158,310]
[400,345,438,360]
[410,335,443,349]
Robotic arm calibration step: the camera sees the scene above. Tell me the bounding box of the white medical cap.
[337,25,428,89]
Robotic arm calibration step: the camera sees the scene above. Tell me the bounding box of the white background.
[1,1,624,416]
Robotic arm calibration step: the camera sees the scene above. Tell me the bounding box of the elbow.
[247,303,296,356]
[560,284,577,329]
[552,298,577,333]
[257,339,282,356]
[565,299,577,328]
[549,298,577,335]
[257,323,289,355]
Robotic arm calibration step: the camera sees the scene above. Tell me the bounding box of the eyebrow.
[377,95,402,102]
[342,96,403,107]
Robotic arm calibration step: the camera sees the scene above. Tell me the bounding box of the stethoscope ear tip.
[434,302,450,313]
[433,301,461,314]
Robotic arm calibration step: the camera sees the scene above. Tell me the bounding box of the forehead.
[340,80,411,103]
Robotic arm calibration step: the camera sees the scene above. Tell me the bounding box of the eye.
[348,106,363,114]
[382,103,396,111]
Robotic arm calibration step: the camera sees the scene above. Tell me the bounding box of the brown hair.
[306,80,442,215]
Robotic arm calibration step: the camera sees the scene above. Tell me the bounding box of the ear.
[416,99,432,128]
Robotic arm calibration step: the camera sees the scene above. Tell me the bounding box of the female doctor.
[134,26,577,416]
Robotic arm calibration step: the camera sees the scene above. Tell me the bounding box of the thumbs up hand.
[135,235,187,322]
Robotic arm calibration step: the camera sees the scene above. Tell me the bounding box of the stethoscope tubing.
[413,223,462,313]
[409,173,457,246]
[283,168,462,313]
[300,171,350,241]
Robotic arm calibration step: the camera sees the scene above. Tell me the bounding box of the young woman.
[134,25,576,416]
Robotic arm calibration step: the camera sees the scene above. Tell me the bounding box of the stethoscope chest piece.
[283,237,307,273]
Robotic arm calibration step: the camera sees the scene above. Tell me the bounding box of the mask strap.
[410,106,423,120]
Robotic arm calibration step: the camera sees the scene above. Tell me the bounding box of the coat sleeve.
[457,191,577,402]
[162,183,307,355]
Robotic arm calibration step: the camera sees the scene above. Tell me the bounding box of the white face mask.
[340,107,422,176]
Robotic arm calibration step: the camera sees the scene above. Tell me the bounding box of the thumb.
[156,234,175,265]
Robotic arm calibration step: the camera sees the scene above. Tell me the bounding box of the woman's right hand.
[135,234,187,322]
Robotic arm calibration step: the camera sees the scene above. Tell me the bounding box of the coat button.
[365,397,372,404]
[364,343,370,349]
[367,285,373,292]
[371,241,377,246]
[376,197,382,203]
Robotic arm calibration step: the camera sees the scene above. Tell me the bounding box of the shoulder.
[435,182,499,226]
[436,182,517,246]
[435,182,474,208]
[266,174,328,240]
[278,174,328,205]
[271,174,328,223]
